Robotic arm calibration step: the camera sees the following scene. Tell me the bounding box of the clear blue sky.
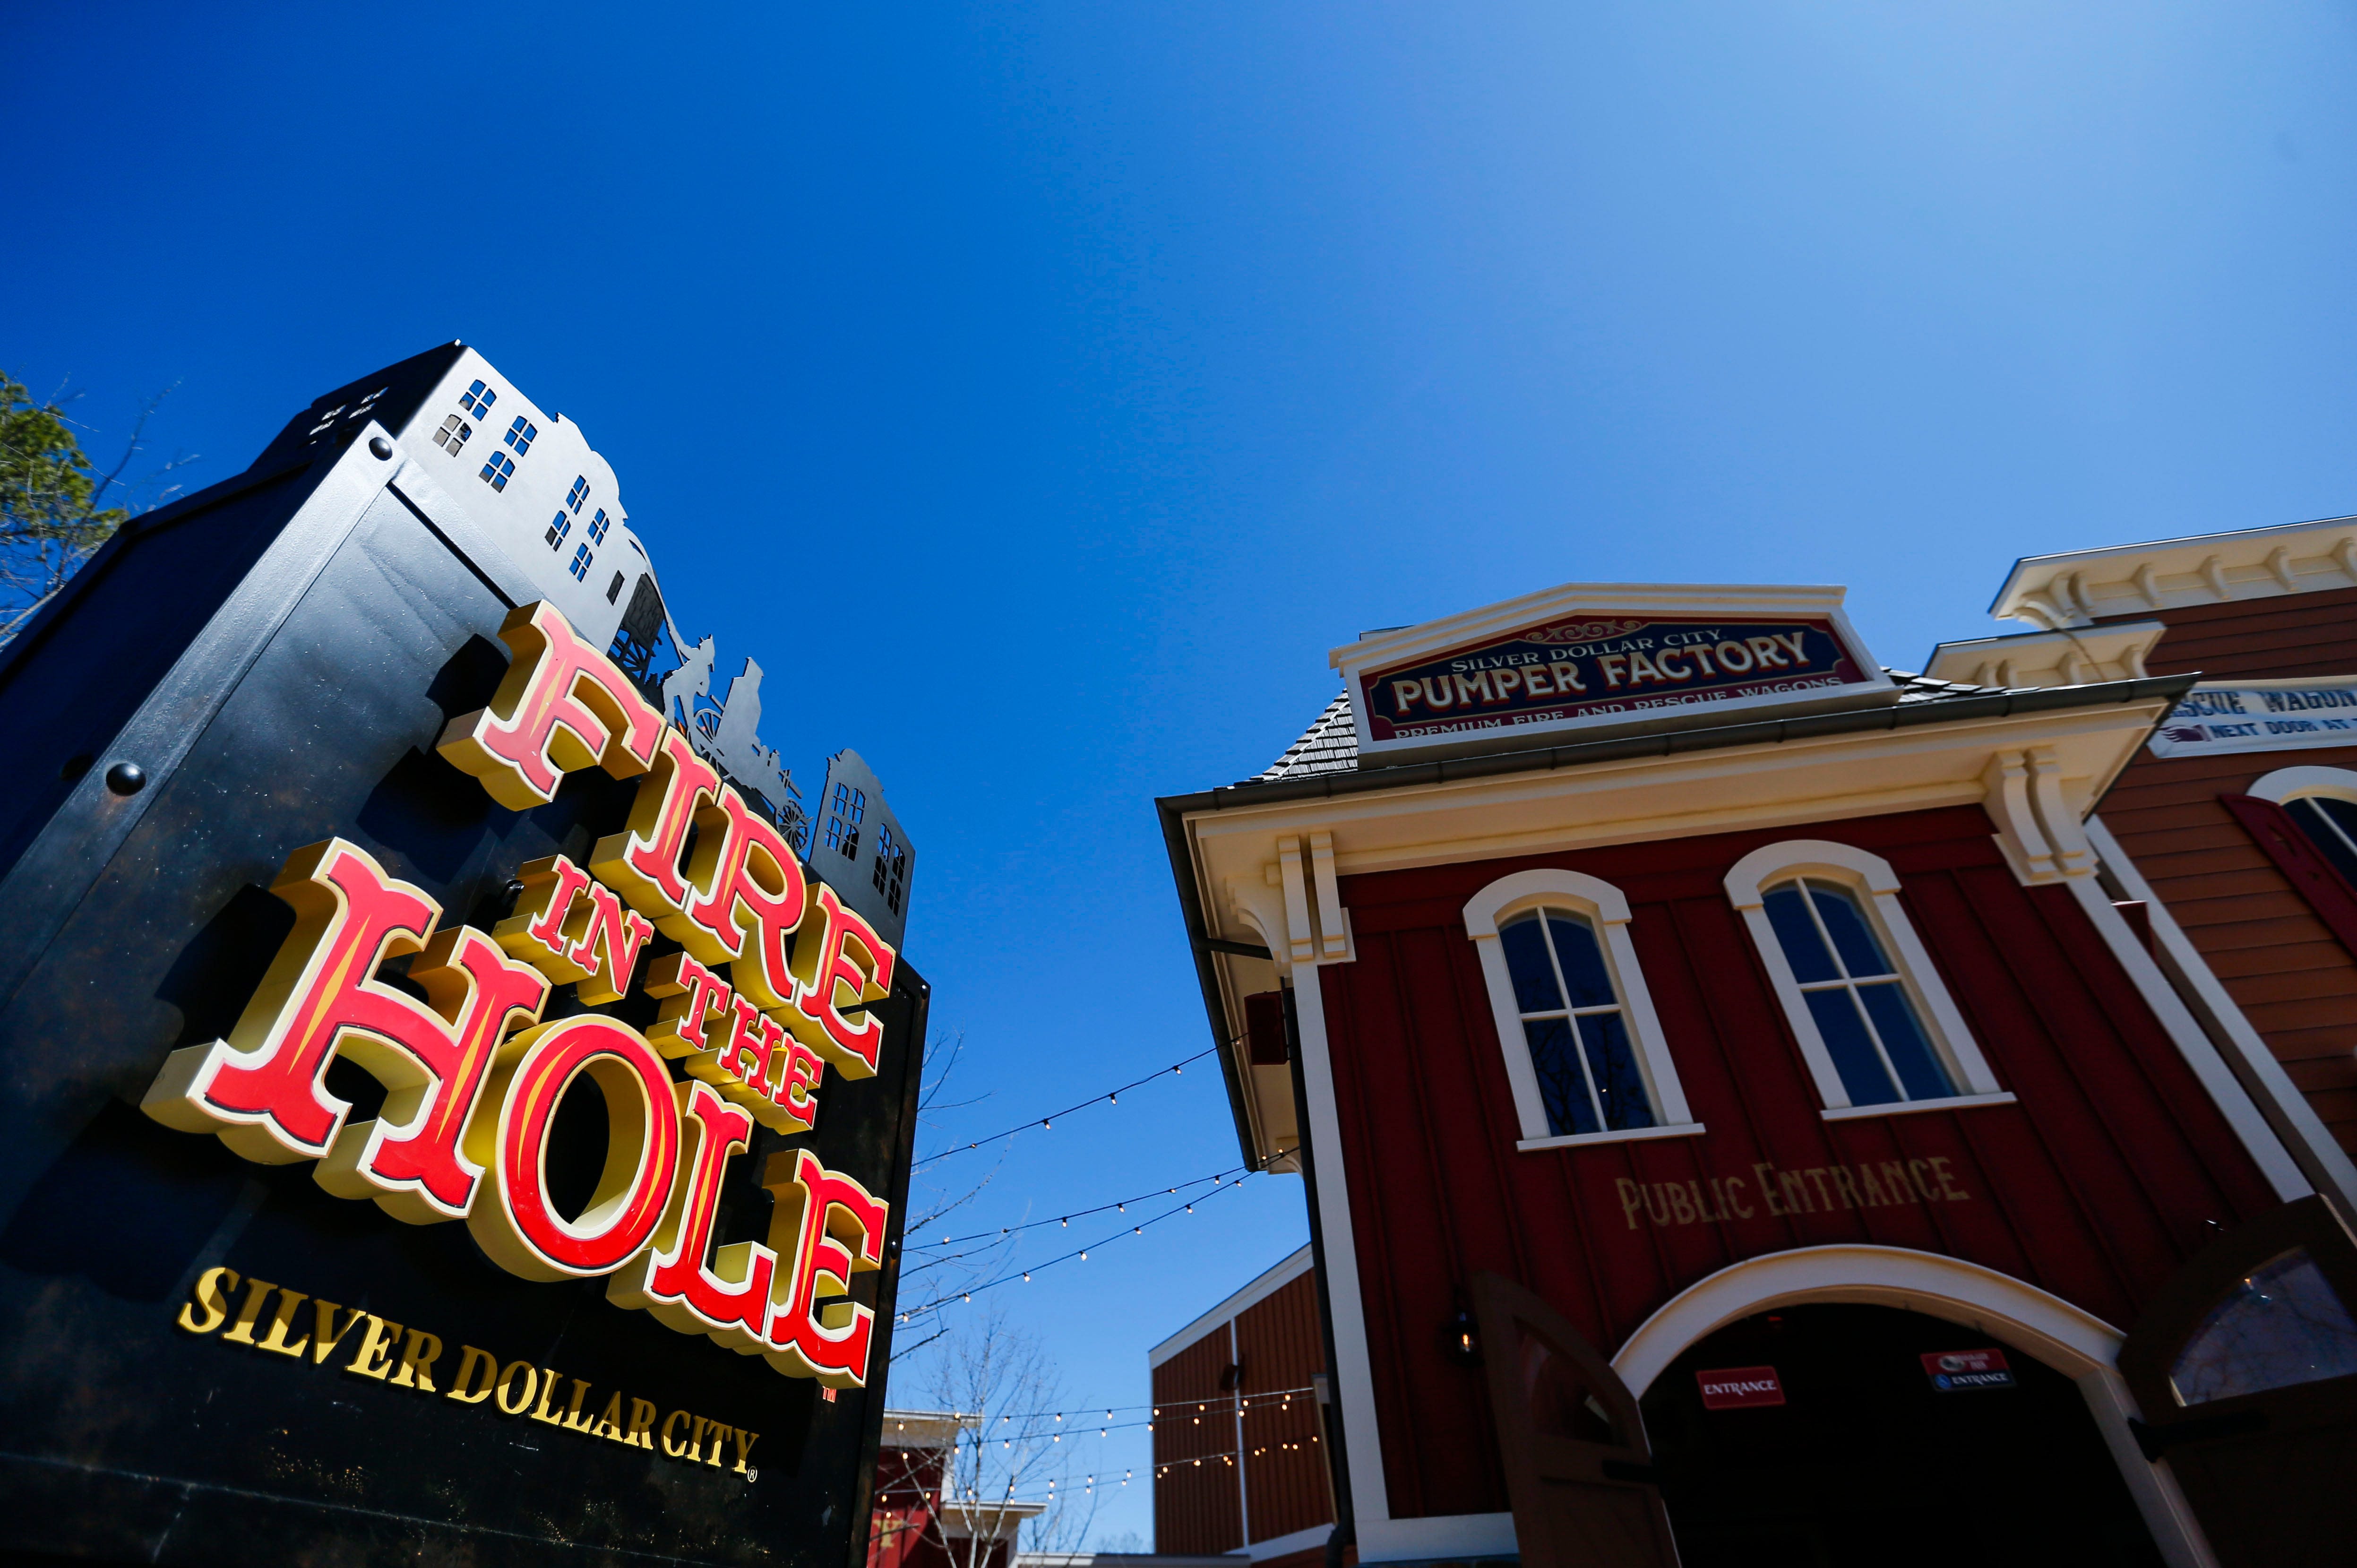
[9,0,2357,1548]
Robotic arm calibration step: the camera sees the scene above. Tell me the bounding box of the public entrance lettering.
[1921,1348,2014,1392]
[140,602,896,1389]
[1359,613,1870,745]
[1695,1366,1786,1411]
[1615,1156,1971,1230]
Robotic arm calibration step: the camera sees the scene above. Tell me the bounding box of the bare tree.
[890,1030,1020,1365]
[884,1309,1101,1568]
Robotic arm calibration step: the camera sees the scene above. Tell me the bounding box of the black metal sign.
[0,375,920,1566]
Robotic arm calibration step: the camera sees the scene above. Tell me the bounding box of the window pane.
[1764,883,1840,982]
[1575,1011,1655,1131]
[1857,980,1954,1100]
[2316,795,2357,848]
[1806,880,1894,977]
[1499,914,1563,1014]
[1523,1018,1597,1137]
[1804,988,1900,1105]
[1545,911,1617,1009]
[2287,798,2357,888]
[2169,1249,2357,1406]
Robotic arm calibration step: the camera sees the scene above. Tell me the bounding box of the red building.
[1158,579,2357,1568]
[1931,517,2357,1180]
[1149,1247,1334,1568]
[870,1411,1044,1568]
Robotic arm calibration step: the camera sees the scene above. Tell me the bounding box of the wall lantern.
[1444,1302,1482,1367]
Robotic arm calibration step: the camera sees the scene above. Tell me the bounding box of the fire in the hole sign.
[1695,1366,1786,1410]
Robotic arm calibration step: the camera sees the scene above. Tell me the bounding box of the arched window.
[1724,842,2007,1118]
[1464,870,1700,1149]
[1760,878,1953,1104]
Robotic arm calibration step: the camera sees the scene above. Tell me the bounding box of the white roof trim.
[1989,516,2357,628]
[1148,1244,1314,1367]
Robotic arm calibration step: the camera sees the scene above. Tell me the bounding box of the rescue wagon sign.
[1340,599,1890,760]
[144,601,897,1390]
[2149,676,2357,759]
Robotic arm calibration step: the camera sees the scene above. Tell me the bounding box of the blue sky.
[9,0,2357,1548]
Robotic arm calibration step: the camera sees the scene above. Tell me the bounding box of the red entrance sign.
[1921,1348,2016,1392]
[1695,1365,1786,1410]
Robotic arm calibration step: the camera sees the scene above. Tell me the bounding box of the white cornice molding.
[1182,697,2171,920]
[1925,622,2164,689]
[1331,580,1858,673]
[1991,517,2357,628]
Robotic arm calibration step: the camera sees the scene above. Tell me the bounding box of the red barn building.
[1158,580,2357,1568]
[1149,1247,1335,1568]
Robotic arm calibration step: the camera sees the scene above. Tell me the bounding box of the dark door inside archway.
[1640,1304,2161,1568]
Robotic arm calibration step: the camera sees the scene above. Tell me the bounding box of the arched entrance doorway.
[1639,1301,2159,1566]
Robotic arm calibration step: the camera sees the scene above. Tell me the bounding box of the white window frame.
[1463,868,1702,1152]
[2248,765,2357,809]
[1722,840,2010,1120]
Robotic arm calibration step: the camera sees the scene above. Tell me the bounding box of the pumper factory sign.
[1358,612,1873,748]
[143,602,897,1388]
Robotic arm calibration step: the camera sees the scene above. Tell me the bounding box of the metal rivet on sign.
[104,762,146,795]
[369,436,394,460]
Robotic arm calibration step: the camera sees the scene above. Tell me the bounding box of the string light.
[966,1386,1312,1427]
[909,1168,1245,1252]
[915,1047,1218,1169]
[897,1153,1286,1321]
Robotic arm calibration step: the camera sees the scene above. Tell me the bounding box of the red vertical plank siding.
[1153,1332,1244,1553]
[1318,804,2283,1520]
[1233,1274,1334,1544]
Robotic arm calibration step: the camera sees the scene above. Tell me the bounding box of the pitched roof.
[1245,670,2008,786]
[1250,692,1358,782]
